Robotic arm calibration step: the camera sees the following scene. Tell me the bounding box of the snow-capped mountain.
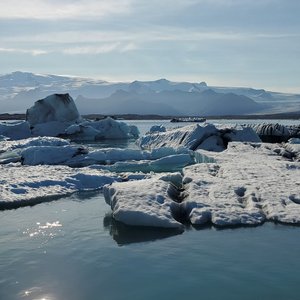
[0,71,299,115]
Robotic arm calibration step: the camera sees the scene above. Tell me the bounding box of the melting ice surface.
[1,119,300,300]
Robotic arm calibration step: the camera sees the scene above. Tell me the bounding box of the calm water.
[1,119,300,300]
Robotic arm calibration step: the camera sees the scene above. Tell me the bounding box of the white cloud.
[0,0,132,20]
[61,42,138,55]
[0,47,48,56]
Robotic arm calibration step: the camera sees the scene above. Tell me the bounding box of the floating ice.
[94,153,197,173]
[21,145,88,165]
[103,177,182,228]
[0,94,139,141]
[148,125,166,133]
[103,142,300,228]
[63,146,190,167]
[250,123,290,143]
[0,121,31,140]
[182,142,300,226]
[139,123,260,151]
[64,117,139,141]
[26,93,81,126]
[0,164,121,209]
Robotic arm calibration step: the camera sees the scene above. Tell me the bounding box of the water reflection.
[103,214,183,245]
[19,286,56,300]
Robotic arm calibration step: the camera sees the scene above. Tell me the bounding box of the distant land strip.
[0,112,300,121]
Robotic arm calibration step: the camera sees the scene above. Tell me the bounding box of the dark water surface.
[1,194,300,300]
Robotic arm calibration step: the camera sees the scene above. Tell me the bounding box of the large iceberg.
[0,93,139,141]
[139,123,261,151]
[103,142,300,228]
[26,93,81,126]
[249,123,300,143]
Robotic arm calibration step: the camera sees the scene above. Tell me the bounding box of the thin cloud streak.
[0,47,47,56]
[62,43,137,55]
[2,29,298,46]
[0,0,132,20]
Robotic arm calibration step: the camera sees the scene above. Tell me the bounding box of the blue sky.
[0,0,299,92]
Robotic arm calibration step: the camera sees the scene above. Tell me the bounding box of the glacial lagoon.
[1,120,300,300]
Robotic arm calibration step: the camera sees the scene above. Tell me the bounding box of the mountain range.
[0,71,299,116]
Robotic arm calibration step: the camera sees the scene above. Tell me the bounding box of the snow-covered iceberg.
[183,142,300,226]
[139,123,260,151]
[103,142,300,228]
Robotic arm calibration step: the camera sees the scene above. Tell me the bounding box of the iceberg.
[103,141,300,228]
[0,93,139,141]
[139,123,260,151]
[182,142,300,226]
[26,93,81,126]
[0,136,71,164]
[21,145,88,165]
[103,177,183,228]
[64,117,139,141]
[250,123,290,143]
[0,121,31,140]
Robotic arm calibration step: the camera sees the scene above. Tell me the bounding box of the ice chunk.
[139,123,218,150]
[223,125,261,143]
[288,138,300,144]
[250,123,290,142]
[0,164,121,209]
[65,146,189,167]
[94,153,199,173]
[64,117,139,141]
[21,145,88,165]
[103,178,182,228]
[0,137,71,164]
[0,121,31,140]
[196,135,224,152]
[31,121,73,137]
[139,123,261,152]
[182,142,300,226]
[148,125,166,133]
[26,93,81,126]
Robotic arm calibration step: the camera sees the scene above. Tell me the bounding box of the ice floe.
[0,164,121,209]
[103,177,183,228]
[0,121,31,140]
[103,142,300,227]
[183,142,300,226]
[139,123,260,151]
[63,117,139,141]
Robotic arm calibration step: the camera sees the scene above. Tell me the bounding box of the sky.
[0,0,299,92]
